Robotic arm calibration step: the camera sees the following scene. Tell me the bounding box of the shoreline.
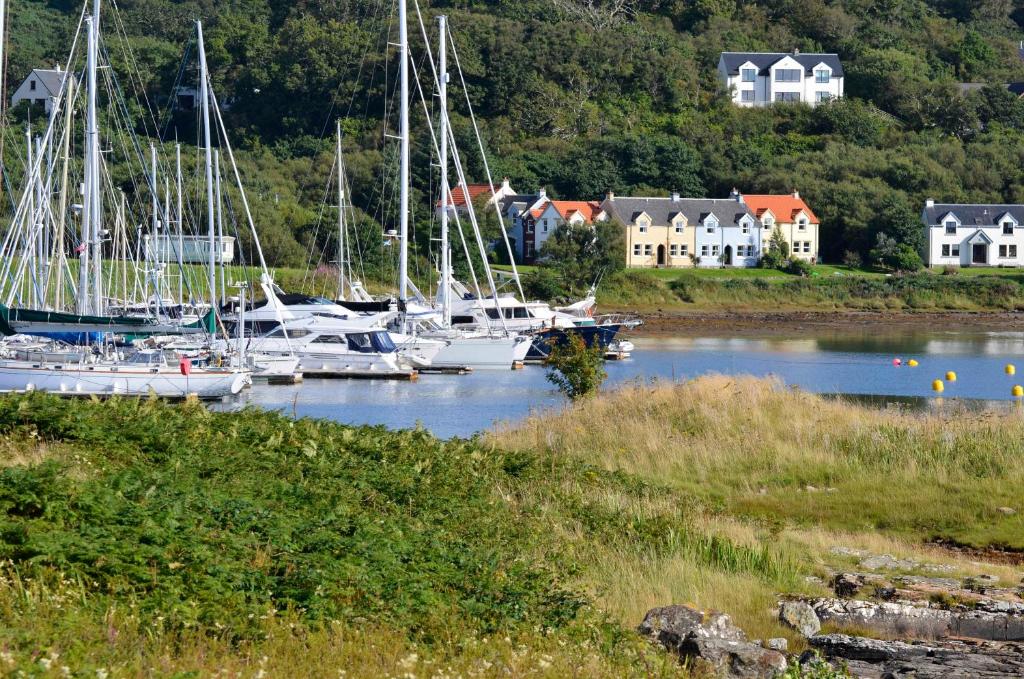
[618,309,1024,337]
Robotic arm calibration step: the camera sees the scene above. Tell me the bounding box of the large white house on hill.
[718,51,844,107]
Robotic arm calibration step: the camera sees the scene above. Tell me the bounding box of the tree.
[760,228,790,270]
[546,333,607,400]
[538,218,625,295]
[870,233,923,272]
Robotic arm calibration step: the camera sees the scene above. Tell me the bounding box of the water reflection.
[216,328,1024,438]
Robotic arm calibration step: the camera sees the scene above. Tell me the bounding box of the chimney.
[730,187,741,202]
[606,190,614,201]
[671,191,680,202]
[792,190,800,199]
[537,187,547,200]
[793,48,800,55]
[501,177,511,192]
[925,198,935,208]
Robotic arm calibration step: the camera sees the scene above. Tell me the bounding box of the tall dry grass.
[491,375,1024,549]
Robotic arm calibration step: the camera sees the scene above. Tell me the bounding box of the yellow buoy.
[932,379,945,393]
[908,359,919,367]
[1013,385,1023,398]
[1007,364,1017,376]
[946,371,957,382]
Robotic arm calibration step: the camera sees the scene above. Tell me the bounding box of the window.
[803,242,811,253]
[775,92,801,102]
[741,68,756,82]
[266,328,310,339]
[29,80,36,91]
[701,245,709,257]
[763,218,773,230]
[943,244,961,258]
[643,244,653,256]
[1000,244,1018,258]
[542,220,548,233]
[741,90,755,103]
[815,69,830,83]
[944,220,957,234]
[815,92,832,103]
[1003,221,1014,235]
[670,244,679,256]
[680,245,688,256]
[705,219,717,233]
[639,222,648,233]
[798,220,807,232]
[674,222,684,234]
[632,244,642,256]
[941,244,951,257]
[775,69,801,82]
[741,222,749,234]
[736,245,746,257]
[712,245,720,256]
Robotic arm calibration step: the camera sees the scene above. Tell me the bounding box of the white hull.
[0,361,248,399]
[429,334,530,369]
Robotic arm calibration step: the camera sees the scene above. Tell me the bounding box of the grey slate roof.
[719,52,844,77]
[923,203,1024,226]
[29,69,70,96]
[601,196,755,226]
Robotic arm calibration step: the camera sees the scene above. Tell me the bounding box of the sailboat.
[0,3,251,397]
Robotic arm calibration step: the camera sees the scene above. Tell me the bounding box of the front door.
[972,243,987,265]
[657,244,666,266]
[723,245,733,266]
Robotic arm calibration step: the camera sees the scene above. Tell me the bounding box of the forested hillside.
[6,0,1024,268]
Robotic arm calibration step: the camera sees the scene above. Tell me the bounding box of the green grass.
[595,267,1024,311]
[0,393,813,676]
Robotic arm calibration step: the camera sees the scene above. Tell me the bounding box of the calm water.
[216,328,1024,438]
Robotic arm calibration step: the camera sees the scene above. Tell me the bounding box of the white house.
[717,51,844,107]
[11,67,73,114]
[922,201,1024,267]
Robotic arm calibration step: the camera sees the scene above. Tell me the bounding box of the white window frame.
[798,220,807,232]
[701,245,709,257]
[816,92,832,103]
[741,68,757,82]
[775,92,801,103]
[775,69,800,82]
[741,90,755,103]
[643,244,653,256]
[670,244,679,257]
[712,245,721,256]
[632,244,641,256]
[674,222,684,234]
[944,221,957,235]
[680,244,689,256]
[815,69,830,84]
[638,221,649,234]
[1003,221,1014,236]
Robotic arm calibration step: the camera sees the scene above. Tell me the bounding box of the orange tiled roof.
[544,200,602,223]
[742,194,818,224]
[437,184,492,208]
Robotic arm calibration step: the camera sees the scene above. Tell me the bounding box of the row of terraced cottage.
[443,180,821,268]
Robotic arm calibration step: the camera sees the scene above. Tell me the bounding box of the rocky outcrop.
[809,633,1024,678]
[638,605,787,678]
[810,597,1024,642]
[778,601,820,637]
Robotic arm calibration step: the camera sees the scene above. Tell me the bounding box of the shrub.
[785,258,813,276]
[842,250,863,269]
[546,333,607,400]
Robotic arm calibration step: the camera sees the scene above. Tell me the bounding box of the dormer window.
[741,221,749,234]
[944,220,957,235]
[705,218,717,233]
[741,68,756,82]
[638,220,648,234]
[674,221,684,234]
[763,217,773,230]
[1003,221,1014,236]
[798,219,807,232]
[815,69,829,83]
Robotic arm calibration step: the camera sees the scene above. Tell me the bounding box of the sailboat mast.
[437,15,451,328]
[215,149,225,307]
[80,10,100,314]
[397,0,410,310]
[336,120,345,301]
[176,142,183,305]
[149,143,158,311]
[197,20,216,326]
[89,0,103,314]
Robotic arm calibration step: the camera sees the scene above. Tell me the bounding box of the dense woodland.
[5,0,1024,276]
